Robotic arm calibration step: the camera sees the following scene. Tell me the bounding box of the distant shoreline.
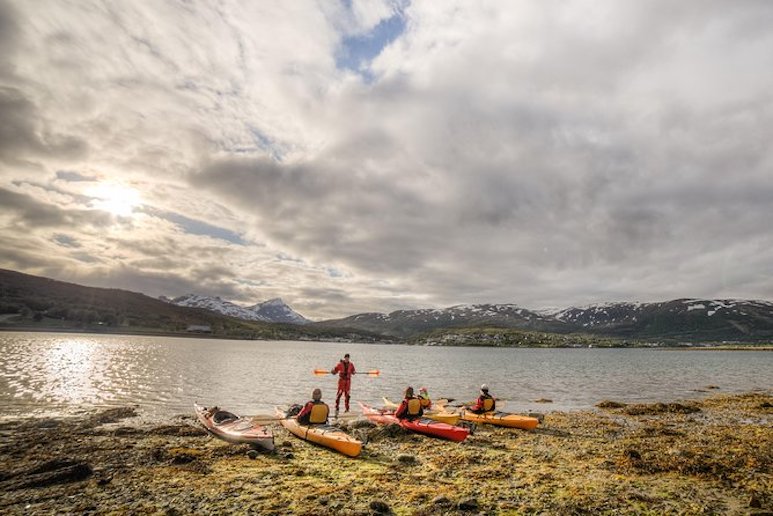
[1,325,771,349]
[0,326,233,340]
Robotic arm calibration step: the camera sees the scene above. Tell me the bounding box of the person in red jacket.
[394,386,424,420]
[468,384,496,414]
[331,353,355,414]
[296,388,330,425]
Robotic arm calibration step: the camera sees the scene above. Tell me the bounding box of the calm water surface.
[1,332,770,418]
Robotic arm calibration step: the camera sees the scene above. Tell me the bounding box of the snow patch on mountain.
[170,294,310,324]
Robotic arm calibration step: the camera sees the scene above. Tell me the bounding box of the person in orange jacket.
[467,384,496,414]
[331,353,356,414]
[296,388,330,425]
[394,386,424,420]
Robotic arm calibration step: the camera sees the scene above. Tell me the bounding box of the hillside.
[315,300,773,344]
[3,268,772,345]
[168,294,310,324]
[550,299,773,342]
[0,269,378,342]
[313,304,571,338]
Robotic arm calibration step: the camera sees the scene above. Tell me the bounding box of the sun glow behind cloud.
[86,183,142,217]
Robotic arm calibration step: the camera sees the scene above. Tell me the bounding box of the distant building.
[186,324,212,333]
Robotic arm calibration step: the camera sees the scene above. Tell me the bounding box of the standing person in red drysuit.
[331,353,355,415]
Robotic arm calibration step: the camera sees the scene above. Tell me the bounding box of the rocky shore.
[1,392,770,515]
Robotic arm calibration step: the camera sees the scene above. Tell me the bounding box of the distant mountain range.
[164,294,310,325]
[0,269,377,342]
[2,268,772,344]
[314,299,773,343]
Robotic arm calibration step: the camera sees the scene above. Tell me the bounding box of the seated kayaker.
[394,386,424,420]
[296,388,330,425]
[417,386,432,410]
[467,384,496,414]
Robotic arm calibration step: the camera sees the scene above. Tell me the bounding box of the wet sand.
[1,392,770,515]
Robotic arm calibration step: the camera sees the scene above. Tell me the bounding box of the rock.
[280,441,293,448]
[534,398,553,403]
[749,495,762,508]
[431,495,452,506]
[5,459,92,490]
[624,449,642,461]
[369,500,390,513]
[246,450,259,459]
[623,402,700,416]
[85,406,138,427]
[458,497,479,511]
[596,400,627,409]
[349,419,376,429]
[396,454,417,465]
[318,496,329,506]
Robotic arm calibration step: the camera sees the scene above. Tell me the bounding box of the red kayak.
[359,402,469,442]
[194,403,274,451]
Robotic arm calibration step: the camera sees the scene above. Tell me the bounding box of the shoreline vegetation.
[0,392,770,514]
[1,326,771,349]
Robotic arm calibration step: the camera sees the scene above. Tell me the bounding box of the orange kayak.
[275,408,362,457]
[460,410,539,430]
[382,397,460,425]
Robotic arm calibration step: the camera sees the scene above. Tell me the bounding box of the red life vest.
[335,361,355,380]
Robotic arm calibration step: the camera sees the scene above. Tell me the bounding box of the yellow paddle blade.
[312,369,380,376]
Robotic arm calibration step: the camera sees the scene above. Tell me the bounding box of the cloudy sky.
[1,0,772,320]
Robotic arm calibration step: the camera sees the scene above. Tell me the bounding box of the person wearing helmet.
[468,384,496,414]
[330,353,356,415]
[417,386,432,410]
[296,388,330,425]
[394,386,424,420]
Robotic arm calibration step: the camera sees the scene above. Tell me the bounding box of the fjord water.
[1,331,770,419]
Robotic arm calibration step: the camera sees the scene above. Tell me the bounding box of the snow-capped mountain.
[315,298,773,341]
[315,303,571,338]
[545,298,773,340]
[247,298,311,325]
[169,294,310,324]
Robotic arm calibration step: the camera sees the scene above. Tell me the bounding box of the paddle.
[251,412,361,425]
[313,369,381,377]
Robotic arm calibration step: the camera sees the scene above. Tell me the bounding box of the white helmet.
[480,384,489,392]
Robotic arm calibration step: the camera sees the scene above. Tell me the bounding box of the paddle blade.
[363,369,380,377]
[313,369,331,376]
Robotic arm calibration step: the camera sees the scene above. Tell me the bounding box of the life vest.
[309,402,329,424]
[337,361,354,380]
[406,397,422,416]
[418,396,432,409]
[481,395,495,412]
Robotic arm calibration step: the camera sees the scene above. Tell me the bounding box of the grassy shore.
[1,392,770,515]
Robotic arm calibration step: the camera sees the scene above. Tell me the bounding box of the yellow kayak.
[275,408,362,457]
[382,397,460,425]
[460,410,539,430]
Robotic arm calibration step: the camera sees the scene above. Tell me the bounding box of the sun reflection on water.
[44,338,102,404]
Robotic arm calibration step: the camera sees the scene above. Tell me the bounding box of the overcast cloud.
[1,0,772,319]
